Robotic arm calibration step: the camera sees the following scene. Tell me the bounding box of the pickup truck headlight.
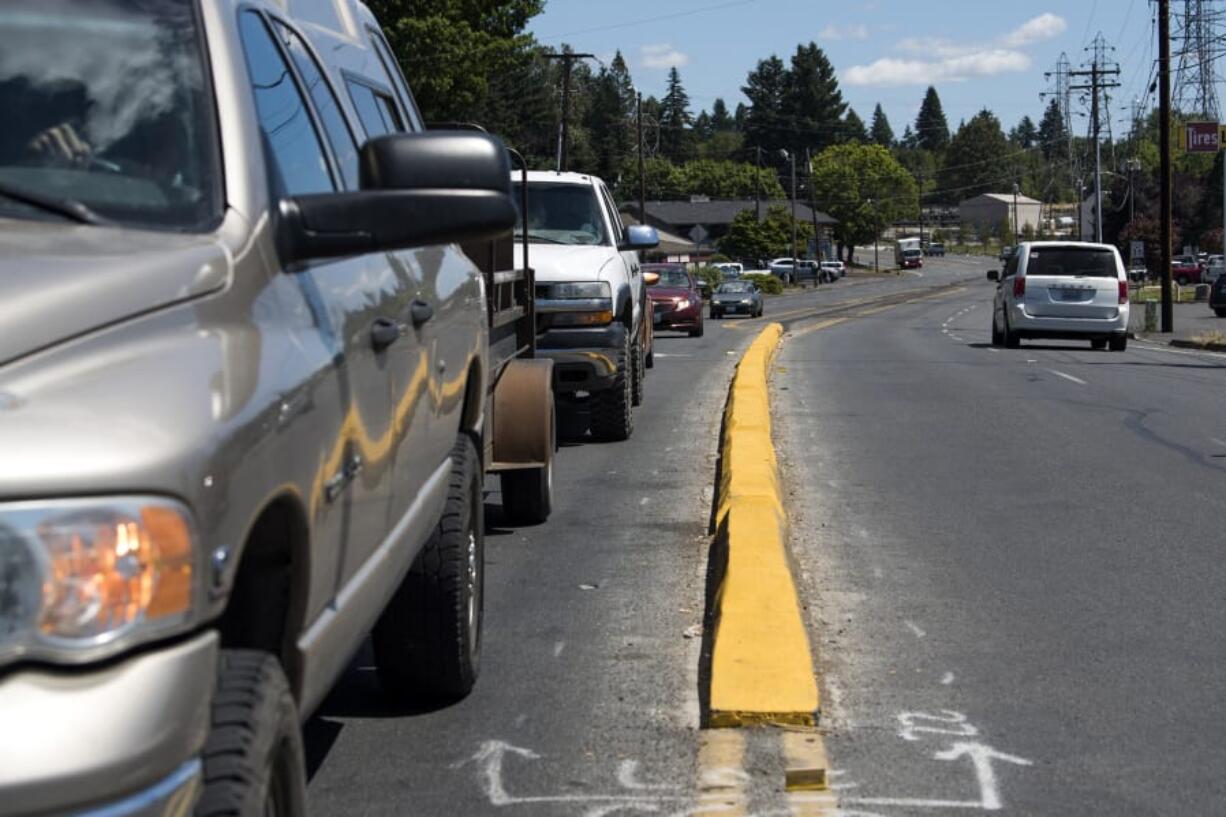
[0,497,200,666]
[538,281,614,326]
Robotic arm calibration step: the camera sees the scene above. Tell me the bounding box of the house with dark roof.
[620,198,838,259]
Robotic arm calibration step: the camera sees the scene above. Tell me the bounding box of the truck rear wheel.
[197,650,306,817]
[373,434,483,699]
[590,330,634,441]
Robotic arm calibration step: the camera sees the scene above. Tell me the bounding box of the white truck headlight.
[0,497,200,666]
[546,282,610,300]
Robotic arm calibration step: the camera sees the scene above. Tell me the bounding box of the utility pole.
[918,171,925,247]
[1012,182,1020,245]
[806,147,822,272]
[1069,34,1121,244]
[637,91,646,228]
[1159,0,1174,331]
[868,198,879,274]
[788,150,798,276]
[544,52,595,172]
[754,146,763,222]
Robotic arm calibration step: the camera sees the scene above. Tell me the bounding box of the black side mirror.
[279,131,516,265]
[986,270,1000,282]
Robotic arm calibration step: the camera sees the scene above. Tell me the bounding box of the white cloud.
[820,23,870,41]
[845,50,1031,87]
[1001,12,1068,47]
[640,43,689,70]
[845,13,1064,87]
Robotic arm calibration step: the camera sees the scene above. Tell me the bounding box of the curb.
[1171,338,1226,352]
[706,323,819,728]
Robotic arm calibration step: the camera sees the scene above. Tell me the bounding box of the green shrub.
[708,253,732,263]
[693,265,724,289]
[742,273,783,294]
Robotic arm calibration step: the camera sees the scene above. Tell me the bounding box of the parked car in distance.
[1172,255,1204,286]
[768,257,823,283]
[819,261,843,282]
[713,262,743,279]
[1211,274,1226,317]
[988,242,1129,351]
[1127,261,1148,283]
[711,280,764,318]
[644,263,704,337]
[999,245,1017,263]
[925,242,946,257]
[1204,254,1224,284]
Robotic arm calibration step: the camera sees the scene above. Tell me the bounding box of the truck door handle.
[409,299,434,327]
[370,317,402,350]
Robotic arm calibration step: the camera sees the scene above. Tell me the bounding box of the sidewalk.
[1129,299,1226,349]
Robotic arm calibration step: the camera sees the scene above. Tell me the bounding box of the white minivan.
[988,242,1130,351]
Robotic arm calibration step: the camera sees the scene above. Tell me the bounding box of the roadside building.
[621,198,838,261]
[958,193,1042,237]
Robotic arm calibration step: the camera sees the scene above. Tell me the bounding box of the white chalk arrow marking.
[933,742,1033,810]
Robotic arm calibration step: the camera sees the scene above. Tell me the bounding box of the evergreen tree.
[1009,116,1038,149]
[694,110,714,141]
[711,98,734,132]
[914,86,950,153]
[938,109,1012,200]
[583,62,633,181]
[782,42,847,152]
[734,102,749,132]
[900,124,918,150]
[870,103,895,147]
[659,66,694,162]
[1037,98,1067,160]
[844,107,869,143]
[741,55,789,153]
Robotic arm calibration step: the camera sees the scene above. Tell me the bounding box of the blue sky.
[528,1,1161,138]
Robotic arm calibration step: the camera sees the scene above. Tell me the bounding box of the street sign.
[1130,240,1144,261]
[688,224,708,246]
[1181,121,1220,152]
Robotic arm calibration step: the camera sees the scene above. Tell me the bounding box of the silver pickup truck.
[0,1,552,815]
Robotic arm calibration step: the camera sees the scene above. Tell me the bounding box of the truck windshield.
[512,182,608,246]
[0,0,222,231]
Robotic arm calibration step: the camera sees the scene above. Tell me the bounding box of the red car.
[1172,255,1204,286]
[644,263,704,337]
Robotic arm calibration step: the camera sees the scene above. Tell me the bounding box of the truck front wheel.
[197,650,307,817]
[630,339,645,407]
[590,330,634,441]
[373,434,483,699]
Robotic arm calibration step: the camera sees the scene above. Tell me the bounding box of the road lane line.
[1047,369,1088,385]
[904,620,927,639]
[787,317,847,340]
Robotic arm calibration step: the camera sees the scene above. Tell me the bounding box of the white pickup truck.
[512,171,658,440]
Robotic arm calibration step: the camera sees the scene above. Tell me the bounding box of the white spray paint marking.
[904,620,927,639]
[941,672,956,685]
[617,760,675,791]
[640,497,651,506]
[1212,437,1226,448]
[455,741,687,807]
[1047,369,1087,385]
[950,335,965,342]
[931,743,1034,811]
[987,347,1000,353]
[553,641,565,657]
[898,711,979,742]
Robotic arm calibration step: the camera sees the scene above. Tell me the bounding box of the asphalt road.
[304,260,981,815]
[775,275,1226,815]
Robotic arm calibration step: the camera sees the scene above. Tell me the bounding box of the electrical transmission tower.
[1173,0,1222,118]
[1042,52,1078,223]
[1069,33,1121,242]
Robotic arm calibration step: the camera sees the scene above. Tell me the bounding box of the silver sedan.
[710,281,763,318]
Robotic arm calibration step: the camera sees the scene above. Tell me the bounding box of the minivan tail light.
[1012,276,1025,298]
[1118,280,1129,305]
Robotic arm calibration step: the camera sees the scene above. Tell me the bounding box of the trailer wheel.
[491,359,555,524]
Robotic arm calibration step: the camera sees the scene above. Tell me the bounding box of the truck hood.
[514,243,617,284]
[0,219,230,367]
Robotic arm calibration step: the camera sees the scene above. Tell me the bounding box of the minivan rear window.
[1026,248,1118,278]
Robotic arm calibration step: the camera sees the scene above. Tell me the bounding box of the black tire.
[589,329,633,441]
[630,339,644,407]
[990,313,1003,346]
[501,464,551,525]
[645,346,654,368]
[689,320,704,338]
[711,309,722,319]
[1215,308,1226,318]
[1177,275,1189,286]
[373,434,483,700]
[1091,338,1107,350]
[1003,312,1020,348]
[1109,335,1127,352]
[197,650,307,817]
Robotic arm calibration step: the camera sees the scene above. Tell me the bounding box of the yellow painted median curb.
[707,323,819,728]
